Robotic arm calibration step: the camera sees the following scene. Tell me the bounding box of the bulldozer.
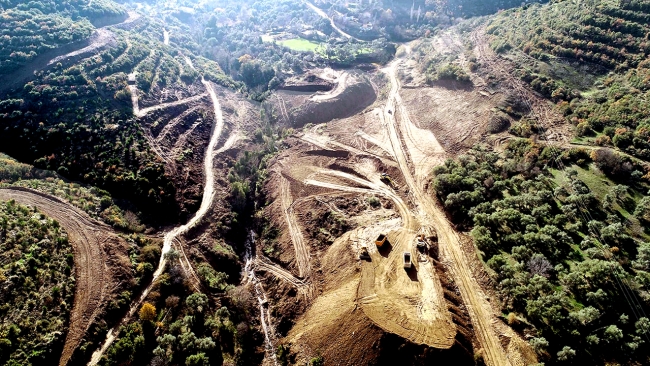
[380,173,396,189]
[359,246,370,260]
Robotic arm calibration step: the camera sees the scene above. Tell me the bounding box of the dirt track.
[382,50,514,366]
[279,175,313,281]
[271,37,539,364]
[88,77,228,365]
[0,188,114,366]
[470,26,568,142]
[302,0,361,41]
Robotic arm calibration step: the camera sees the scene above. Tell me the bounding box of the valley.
[1,0,650,366]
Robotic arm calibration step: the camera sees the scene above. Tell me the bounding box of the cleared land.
[263,34,545,364]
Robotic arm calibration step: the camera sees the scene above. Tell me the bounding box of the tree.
[529,337,549,355]
[556,346,576,361]
[634,196,650,223]
[610,184,629,202]
[140,302,157,321]
[528,254,553,278]
[186,293,209,314]
[604,324,624,343]
[185,353,209,366]
[635,317,650,335]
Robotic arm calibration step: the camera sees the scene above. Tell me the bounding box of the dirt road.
[0,188,113,366]
[381,50,514,366]
[302,0,361,41]
[88,77,227,365]
[279,175,312,280]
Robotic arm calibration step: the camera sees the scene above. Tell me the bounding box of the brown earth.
[0,187,132,366]
[274,70,377,128]
[254,28,557,364]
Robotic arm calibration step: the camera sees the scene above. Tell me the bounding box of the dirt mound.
[277,72,377,128]
[279,73,334,92]
[0,187,131,366]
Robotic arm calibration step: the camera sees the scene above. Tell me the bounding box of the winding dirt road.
[0,188,113,366]
[88,77,227,365]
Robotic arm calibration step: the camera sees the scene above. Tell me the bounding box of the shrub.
[139,302,157,321]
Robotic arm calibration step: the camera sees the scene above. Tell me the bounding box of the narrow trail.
[381,51,512,366]
[0,188,111,366]
[301,0,361,41]
[88,77,226,365]
[254,257,307,289]
[136,93,207,118]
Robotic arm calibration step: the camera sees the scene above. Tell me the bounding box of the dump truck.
[375,234,387,247]
[403,252,412,269]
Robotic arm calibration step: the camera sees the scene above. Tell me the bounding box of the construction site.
[0,3,576,365]
[250,29,554,364]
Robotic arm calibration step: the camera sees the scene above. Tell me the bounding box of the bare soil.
[256,30,554,364]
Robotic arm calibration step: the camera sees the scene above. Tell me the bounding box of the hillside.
[1,0,650,365]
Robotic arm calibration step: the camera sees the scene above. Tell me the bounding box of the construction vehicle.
[416,234,427,249]
[380,173,395,188]
[375,234,387,247]
[403,252,412,269]
[359,246,370,260]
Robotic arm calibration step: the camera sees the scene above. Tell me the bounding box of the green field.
[278,38,324,52]
[262,34,324,53]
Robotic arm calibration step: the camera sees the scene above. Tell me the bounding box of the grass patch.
[263,36,324,53]
[279,38,323,52]
[551,164,611,201]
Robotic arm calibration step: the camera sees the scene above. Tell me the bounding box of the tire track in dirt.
[279,175,312,281]
[135,93,207,118]
[254,256,308,289]
[0,187,112,366]
[382,51,515,366]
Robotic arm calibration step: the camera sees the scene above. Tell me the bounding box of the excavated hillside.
[248,29,558,364]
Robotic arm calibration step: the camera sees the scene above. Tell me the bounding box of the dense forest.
[434,140,650,364]
[0,202,75,365]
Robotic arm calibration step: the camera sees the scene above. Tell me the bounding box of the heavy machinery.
[416,234,427,250]
[359,246,370,260]
[375,234,387,247]
[403,252,412,269]
[380,173,395,189]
